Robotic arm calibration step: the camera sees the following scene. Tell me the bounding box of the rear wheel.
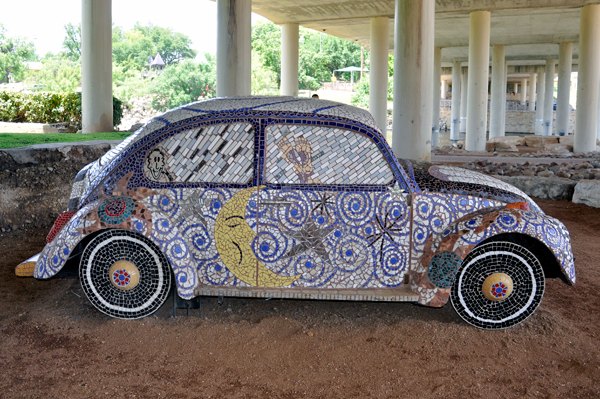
[79,229,171,319]
[450,240,545,329]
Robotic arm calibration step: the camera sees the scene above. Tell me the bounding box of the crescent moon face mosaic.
[15,96,575,329]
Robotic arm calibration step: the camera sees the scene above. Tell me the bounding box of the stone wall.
[439,109,576,134]
[0,143,116,233]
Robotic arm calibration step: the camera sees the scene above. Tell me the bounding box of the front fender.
[410,206,575,307]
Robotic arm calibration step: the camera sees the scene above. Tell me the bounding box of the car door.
[254,122,411,289]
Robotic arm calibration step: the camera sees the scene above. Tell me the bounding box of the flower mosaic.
[17,96,575,328]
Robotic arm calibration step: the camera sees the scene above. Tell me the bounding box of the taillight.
[46,211,77,243]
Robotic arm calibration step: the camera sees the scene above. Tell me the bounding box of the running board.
[194,285,419,302]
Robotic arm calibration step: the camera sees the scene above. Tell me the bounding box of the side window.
[264,124,394,185]
[144,122,254,183]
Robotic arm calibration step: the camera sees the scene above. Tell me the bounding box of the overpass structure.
[81,0,600,160]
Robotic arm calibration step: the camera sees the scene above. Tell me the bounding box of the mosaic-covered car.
[16,96,575,329]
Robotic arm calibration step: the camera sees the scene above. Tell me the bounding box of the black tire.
[450,240,545,330]
[79,229,171,319]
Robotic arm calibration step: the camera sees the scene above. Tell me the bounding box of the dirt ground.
[1,199,599,398]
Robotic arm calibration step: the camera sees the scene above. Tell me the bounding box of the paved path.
[432,154,596,164]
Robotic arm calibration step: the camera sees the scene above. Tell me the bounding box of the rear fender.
[34,189,205,300]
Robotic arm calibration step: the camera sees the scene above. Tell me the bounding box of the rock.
[574,162,593,170]
[525,136,559,148]
[486,142,495,152]
[494,143,519,152]
[522,169,535,176]
[545,143,573,153]
[572,180,600,208]
[488,136,526,146]
[495,176,576,200]
[537,170,554,177]
[555,170,571,178]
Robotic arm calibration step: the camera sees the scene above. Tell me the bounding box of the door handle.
[261,199,295,206]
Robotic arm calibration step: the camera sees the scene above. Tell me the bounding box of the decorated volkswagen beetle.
[16,96,575,329]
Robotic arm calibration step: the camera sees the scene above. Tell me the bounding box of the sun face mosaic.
[18,96,575,328]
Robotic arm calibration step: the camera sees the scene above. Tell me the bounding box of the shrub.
[0,91,122,128]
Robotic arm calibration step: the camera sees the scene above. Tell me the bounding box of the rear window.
[144,122,255,183]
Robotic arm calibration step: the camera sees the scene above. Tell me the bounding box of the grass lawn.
[0,132,131,149]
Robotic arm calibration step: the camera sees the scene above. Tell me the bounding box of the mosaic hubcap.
[482,273,513,301]
[109,260,140,290]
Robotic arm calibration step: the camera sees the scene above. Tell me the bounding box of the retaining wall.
[0,142,116,233]
[439,109,576,134]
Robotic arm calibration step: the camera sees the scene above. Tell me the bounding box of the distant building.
[143,53,165,79]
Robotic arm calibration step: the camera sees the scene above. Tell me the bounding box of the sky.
[1,0,266,58]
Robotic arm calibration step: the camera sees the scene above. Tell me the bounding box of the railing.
[321,81,357,92]
[440,99,452,109]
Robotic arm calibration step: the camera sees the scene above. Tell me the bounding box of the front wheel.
[79,229,172,319]
[450,240,545,329]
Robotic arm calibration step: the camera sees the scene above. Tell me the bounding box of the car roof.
[93,96,381,177]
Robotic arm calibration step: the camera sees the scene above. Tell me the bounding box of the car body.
[16,96,575,329]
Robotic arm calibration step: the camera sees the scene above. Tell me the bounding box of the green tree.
[113,24,197,72]
[24,58,81,92]
[62,23,81,61]
[251,21,367,91]
[0,24,36,83]
[251,51,277,95]
[251,20,281,87]
[148,56,216,111]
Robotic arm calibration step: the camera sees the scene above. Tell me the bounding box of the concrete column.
[598,77,600,140]
[217,0,251,97]
[450,61,462,141]
[575,5,600,152]
[392,0,435,161]
[441,79,447,99]
[556,42,573,135]
[281,23,299,96]
[500,60,508,136]
[514,83,519,95]
[543,59,556,135]
[460,68,468,134]
[535,67,546,135]
[432,47,442,146]
[520,79,527,105]
[528,73,537,112]
[369,17,390,134]
[489,45,505,139]
[465,10,491,152]
[81,0,112,133]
